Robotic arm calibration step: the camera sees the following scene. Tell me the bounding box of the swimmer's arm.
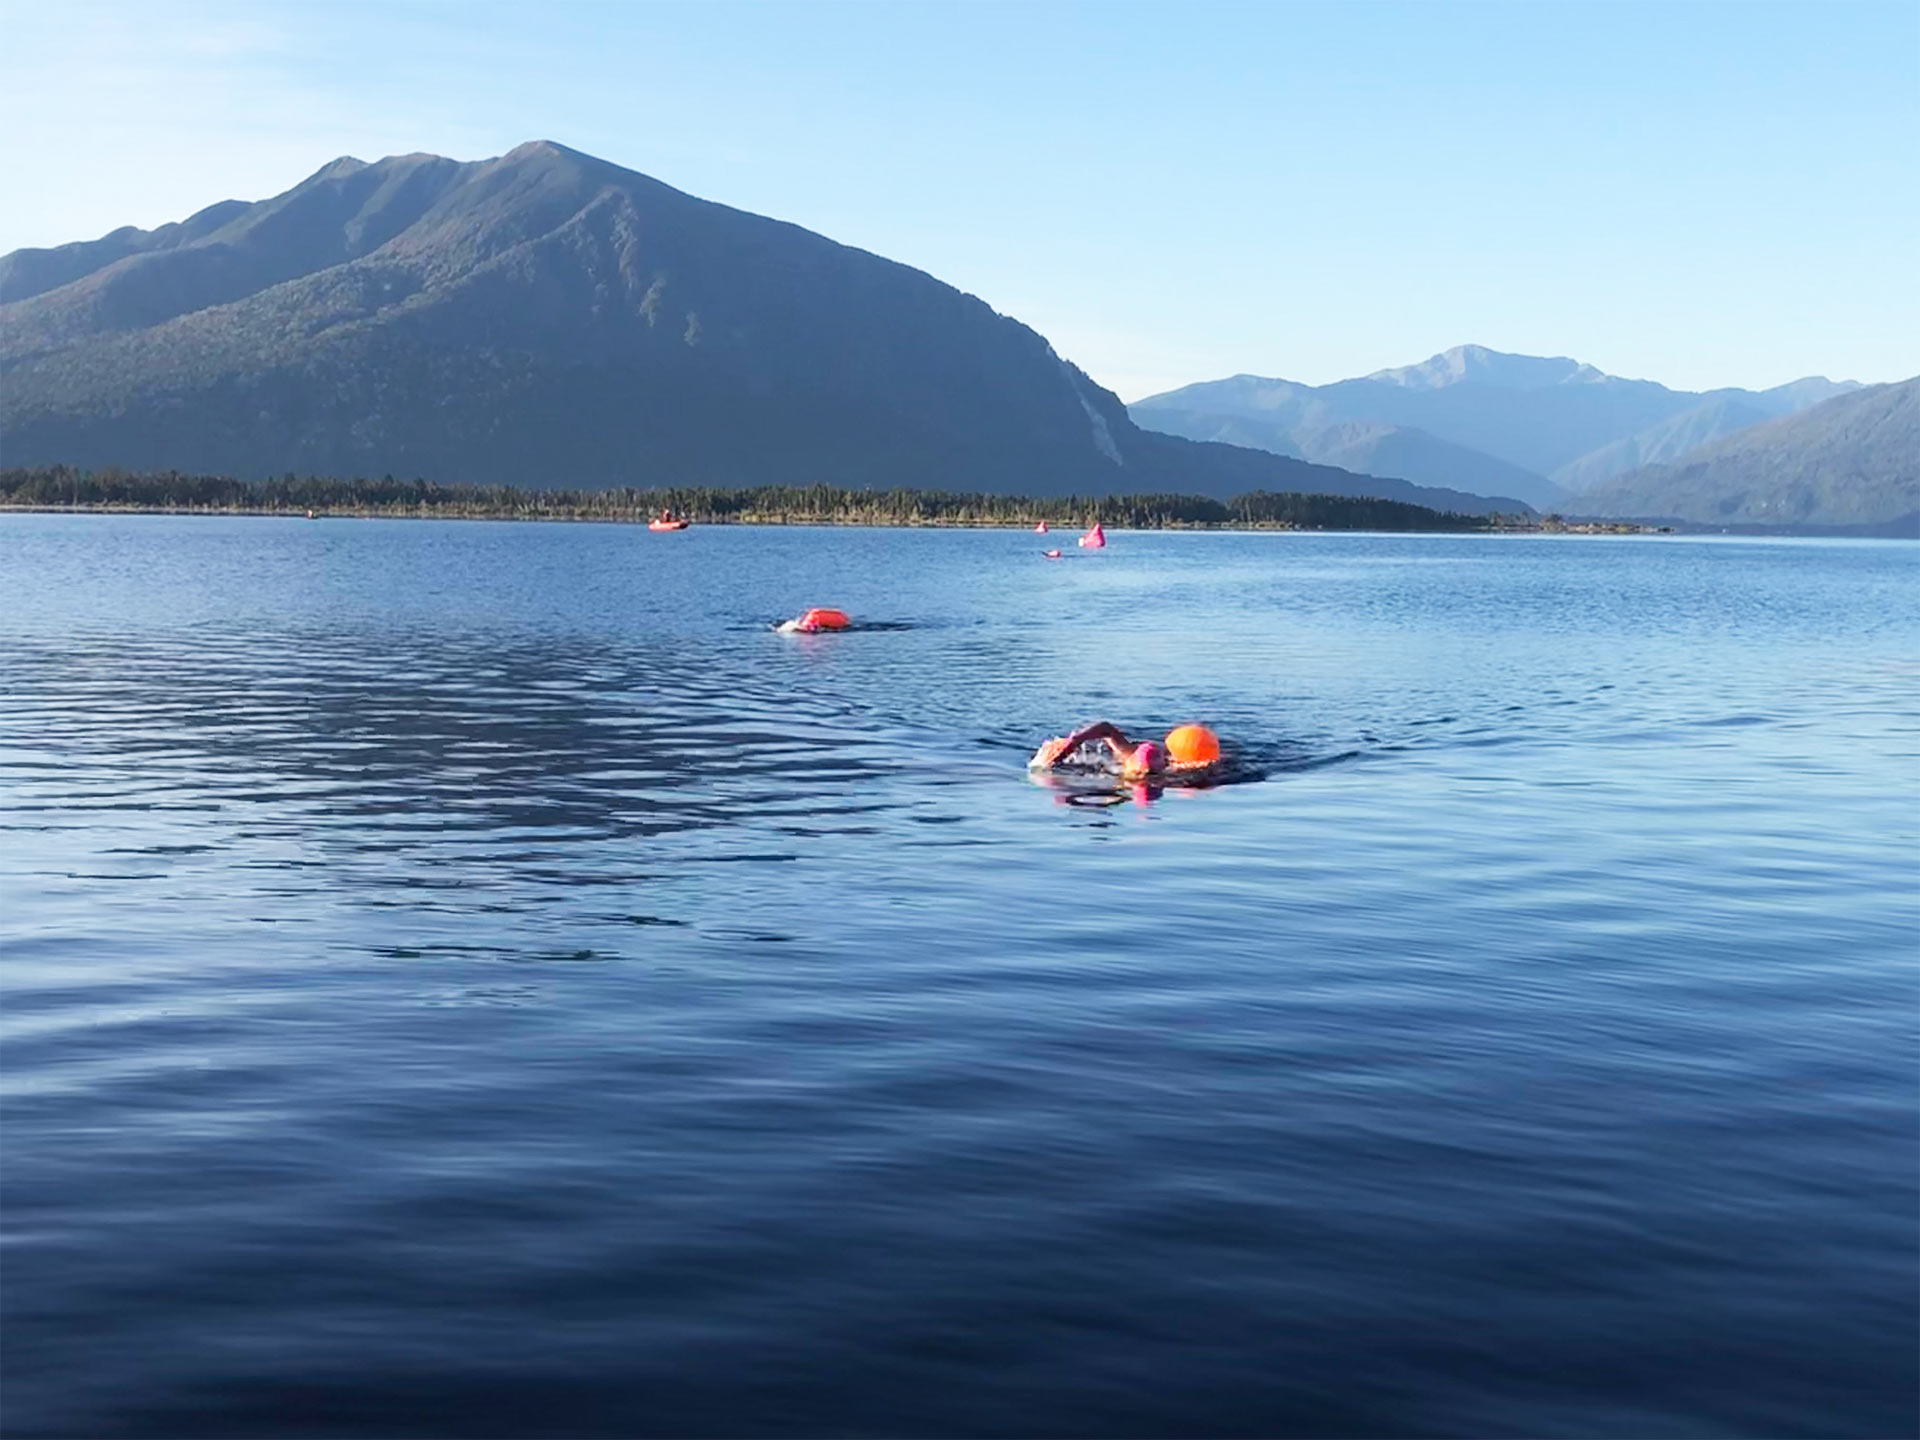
[1030,721,1131,770]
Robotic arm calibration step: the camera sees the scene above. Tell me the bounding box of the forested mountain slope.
[0,143,1527,514]
[1567,378,1918,532]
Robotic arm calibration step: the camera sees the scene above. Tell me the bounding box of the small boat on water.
[648,509,690,531]
[1078,522,1105,549]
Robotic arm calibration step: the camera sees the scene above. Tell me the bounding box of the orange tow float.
[1164,723,1222,767]
[791,607,851,633]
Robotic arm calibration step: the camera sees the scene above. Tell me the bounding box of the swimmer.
[777,606,852,633]
[1029,720,1222,780]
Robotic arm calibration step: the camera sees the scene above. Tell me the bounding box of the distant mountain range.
[1566,378,1918,535]
[0,143,1527,516]
[1131,345,1868,515]
[1134,405,1564,510]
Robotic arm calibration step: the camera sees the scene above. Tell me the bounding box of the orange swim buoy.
[796,607,851,632]
[1164,723,1221,767]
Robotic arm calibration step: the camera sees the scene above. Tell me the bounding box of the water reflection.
[3,626,910,852]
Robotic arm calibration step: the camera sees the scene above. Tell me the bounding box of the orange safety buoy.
[796,607,851,632]
[1164,723,1221,767]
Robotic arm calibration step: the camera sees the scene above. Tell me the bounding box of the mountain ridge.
[1132,347,1862,497]
[1124,405,1563,510]
[1549,394,1770,494]
[1365,344,1612,392]
[0,143,1529,515]
[1564,378,1918,533]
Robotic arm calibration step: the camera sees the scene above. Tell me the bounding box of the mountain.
[1548,379,1869,494]
[1549,394,1772,495]
[1134,347,1692,481]
[1132,345,1861,496]
[0,143,1528,515]
[1567,378,1918,533]
[1129,407,1563,510]
[1737,376,1861,418]
[0,199,255,302]
[1365,346,1609,392]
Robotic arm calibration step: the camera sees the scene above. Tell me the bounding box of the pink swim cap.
[1129,741,1164,775]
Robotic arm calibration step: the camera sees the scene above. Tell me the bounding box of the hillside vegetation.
[0,466,1500,532]
[1566,379,1918,534]
[0,144,1527,517]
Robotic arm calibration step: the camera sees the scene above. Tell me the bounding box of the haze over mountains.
[0,142,1526,516]
[1131,345,1867,513]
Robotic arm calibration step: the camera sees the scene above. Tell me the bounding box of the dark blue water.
[3,516,1916,1438]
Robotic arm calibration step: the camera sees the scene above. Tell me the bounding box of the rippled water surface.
[3,516,1916,1437]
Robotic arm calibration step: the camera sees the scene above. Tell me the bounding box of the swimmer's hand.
[1029,736,1074,770]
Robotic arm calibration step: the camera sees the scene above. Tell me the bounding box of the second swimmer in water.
[1029,720,1222,780]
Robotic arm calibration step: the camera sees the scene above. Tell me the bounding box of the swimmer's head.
[1123,741,1165,779]
[1164,723,1221,768]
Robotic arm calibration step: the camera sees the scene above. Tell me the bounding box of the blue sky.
[3,0,1913,398]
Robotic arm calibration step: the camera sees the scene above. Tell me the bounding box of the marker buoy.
[1035,520,1049,533]
[1078,522,1106,549]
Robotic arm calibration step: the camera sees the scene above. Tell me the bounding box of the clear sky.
[3,0,1914,399]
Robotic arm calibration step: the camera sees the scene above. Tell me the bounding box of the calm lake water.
[2,515,1915,1438]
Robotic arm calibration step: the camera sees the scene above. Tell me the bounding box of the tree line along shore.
[0,466,1566,533]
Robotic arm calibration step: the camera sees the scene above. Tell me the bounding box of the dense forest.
[0,466,1504,532]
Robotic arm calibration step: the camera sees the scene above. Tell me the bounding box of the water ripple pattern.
[2,516,1916,1438]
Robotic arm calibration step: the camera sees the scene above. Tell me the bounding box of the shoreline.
[0,503,1664,536]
